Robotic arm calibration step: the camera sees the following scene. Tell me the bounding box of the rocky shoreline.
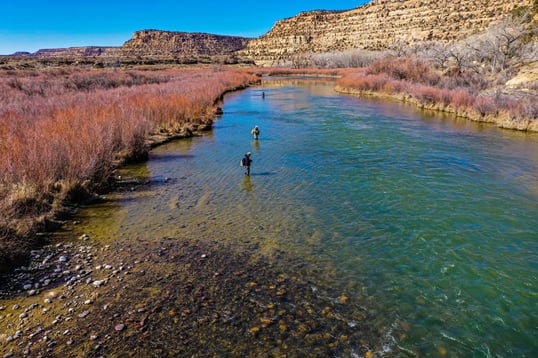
[0,88,397,356]
[0,229,392,357]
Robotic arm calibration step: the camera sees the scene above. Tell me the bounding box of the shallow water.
[65,78,538,356]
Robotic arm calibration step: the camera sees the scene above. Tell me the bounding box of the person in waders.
[241,152,252,176]
[251,125,260,140]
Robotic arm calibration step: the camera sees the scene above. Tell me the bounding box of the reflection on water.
[58,78,538,356]
[242,176,253,191]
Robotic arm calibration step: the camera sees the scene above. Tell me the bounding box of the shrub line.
[0,68,258,274]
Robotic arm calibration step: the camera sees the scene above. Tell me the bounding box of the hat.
[246,152,251,156]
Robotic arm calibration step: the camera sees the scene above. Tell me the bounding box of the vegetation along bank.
[0,67,259,274]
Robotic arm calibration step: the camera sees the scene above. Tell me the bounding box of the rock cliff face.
[5,31,252,63]
[121,30,252,57]
[12,47,121,58]
[5,0,532,67]
[243,0,533,65]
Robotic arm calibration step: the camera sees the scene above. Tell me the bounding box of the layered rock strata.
[5,30,252,62]
[11,47,121,58]
[121,30,252,57]
[243,0,533,65]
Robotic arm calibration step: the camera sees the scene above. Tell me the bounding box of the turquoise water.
[221,80,538,357]
[81,78,538,356]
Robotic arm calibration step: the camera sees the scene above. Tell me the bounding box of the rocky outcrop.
[121,30,252,57]
[243,0,533,65]
[4,31,252,64]
[4,0,533,67]
[11,46,121,58]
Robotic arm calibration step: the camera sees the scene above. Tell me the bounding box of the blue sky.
[0,1,370,55]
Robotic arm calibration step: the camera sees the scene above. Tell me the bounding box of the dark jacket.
[242,155,252,166]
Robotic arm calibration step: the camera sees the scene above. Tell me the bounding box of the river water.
[71,78,537,356]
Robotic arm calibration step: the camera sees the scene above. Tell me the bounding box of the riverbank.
[3,72,536,357]
[0,68,259,275]
[252,66,538,133]
[335,85,538,132]
[0,217,390,357]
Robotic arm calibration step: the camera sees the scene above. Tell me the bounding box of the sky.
[0,1,370,55]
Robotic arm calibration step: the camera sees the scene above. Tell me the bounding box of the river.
[35,77,538,356]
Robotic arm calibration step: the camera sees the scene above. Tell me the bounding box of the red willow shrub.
[450,89,475,109]
[473,96,497,116]
[366,57,441,86]
[0,68,257,231]
[337,56,538,124]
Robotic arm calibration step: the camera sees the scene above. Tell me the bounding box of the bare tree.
[446,42,478,73]
[311,49,388,68]
[290,52,313,69]
[469,10,536,73]
[417,41,452,69]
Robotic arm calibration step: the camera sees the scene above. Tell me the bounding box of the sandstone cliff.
[243,0,533,66]
[4,31,252,65]
[121,30,252,57]
[12,46,121,58]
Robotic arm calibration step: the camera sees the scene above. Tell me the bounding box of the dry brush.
[0,67,257,270]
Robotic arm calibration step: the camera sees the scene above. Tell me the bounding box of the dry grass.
[0,67,257,259]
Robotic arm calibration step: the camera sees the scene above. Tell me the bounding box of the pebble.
[93,280,104,287]
[19,312,28,319]
[42,254,53,264]
[79,310,90,318]
[59,256,68,263]
[114,323,125,331]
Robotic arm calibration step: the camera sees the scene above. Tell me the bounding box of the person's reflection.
[243,176,253,191]
[252,139,260,152]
